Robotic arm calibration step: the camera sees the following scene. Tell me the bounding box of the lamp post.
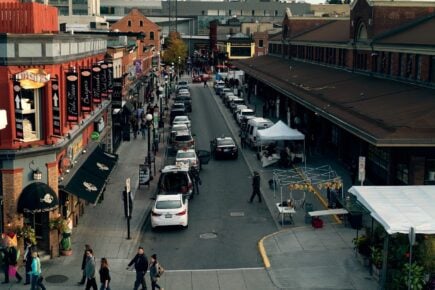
[146,113,153,176]
[178,56,181,79]
[164,75,169,101]
[158,86,164,118]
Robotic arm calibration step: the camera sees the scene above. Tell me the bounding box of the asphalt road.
[138,82,276,270]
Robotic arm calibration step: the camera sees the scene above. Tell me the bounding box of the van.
[246,117,274,148]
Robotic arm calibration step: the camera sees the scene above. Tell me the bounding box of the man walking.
[2,241,22,284]
[127,247,148,290]
[249,171,262,203]
[85,249,97,290]
[189,167,201,195]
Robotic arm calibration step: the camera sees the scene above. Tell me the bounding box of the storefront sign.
[15,68,50,89]
[51,80,61,135]
[100,63,108,98]
[92,64,101,104]
[112,78,122,109]
[13,81,24,139]
[80,69,92,112]
[66,72,79,122]
[107,62,113,94]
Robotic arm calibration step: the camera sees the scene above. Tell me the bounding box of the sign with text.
[92,64,101,104]
[100,63,108,98]
[51,80,61,135]
[13,81,24,139]
[112,78,123,109]
[80,68,92,112]
[66,72,79,122]
[107,62,113,94]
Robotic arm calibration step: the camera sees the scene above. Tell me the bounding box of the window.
[128,20,132,27]
[229,10,232,16]
[246,27,250,35]
[202,10,205,16]
[426,159,435,184]
[140,20,143,27]
[252,10,255,16]
[150,31,154,40]
[416,55,421,80]
[259,40,264,48]
[275,10,279,16]
[396,163,409,184]
[20,88,42,141]
[357,22,368,41]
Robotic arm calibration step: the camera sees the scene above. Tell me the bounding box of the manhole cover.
[45,275,68,283]
[200,232,218,239]
[230,211,245,217]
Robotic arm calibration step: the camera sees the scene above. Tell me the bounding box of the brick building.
[0,2,117,256]
[235,0,435,186]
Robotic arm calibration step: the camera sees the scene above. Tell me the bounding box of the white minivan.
[246,117,274,148]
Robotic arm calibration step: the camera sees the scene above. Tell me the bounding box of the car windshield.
[177,151,196,158]
[242,111,254,116]
[174,117,188,122]
[175,135,192,141]
[173,104,184,108]
[156,200,182,209]
[217,139,234,146]
[178,81,188,86]
[160,172,188,191]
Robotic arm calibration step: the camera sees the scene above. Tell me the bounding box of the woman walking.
[29,250,46,290]
[99,258,111,290]
[149,254,163,290]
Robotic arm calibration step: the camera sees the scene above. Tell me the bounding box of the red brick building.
[236,0,435,186]
[0,2,117,256]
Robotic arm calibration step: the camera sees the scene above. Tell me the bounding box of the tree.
[162,32,188,67]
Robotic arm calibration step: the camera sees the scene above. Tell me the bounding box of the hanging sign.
[15,68,50,89]
[51,80,61,135]
[92,64,101,104]
[80,68,92,112]
[112,78,123,109]
[107,62,113,94]
[66,71,79,122]
[100,63,108,98]
[13,81,24,139]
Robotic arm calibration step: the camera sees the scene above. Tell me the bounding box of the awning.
[17,182,59,213]
[60,147,117,205]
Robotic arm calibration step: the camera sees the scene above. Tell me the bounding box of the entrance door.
[23,212,49,251]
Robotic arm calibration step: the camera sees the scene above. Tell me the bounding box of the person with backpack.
[2,240,22,284]
[127,247,148,290]
[149,254,164,290]
[29,250,46,290]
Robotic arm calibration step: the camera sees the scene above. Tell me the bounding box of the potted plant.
[370,246,383,280]
[49,216,73,256]
[392,263,426,290]
[16,224,37,246]
[352,235,370,266]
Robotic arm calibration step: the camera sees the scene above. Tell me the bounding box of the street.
[139,83,277,270]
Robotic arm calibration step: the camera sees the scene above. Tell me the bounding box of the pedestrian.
[203,79,207,88]
[240,130,247,149]
[122,187,133,219]
[78,244,92,285]
[190,166,201,194]
[131,117,139,139]
[2,240,22,284]
[85,249,98,290]
[149,254,164,290]
[23,239,33,285]
[99,258,111,290]
[127,247,148,290]
[249,171,262,203]
[29,250,45,290]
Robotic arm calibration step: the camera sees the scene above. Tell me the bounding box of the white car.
[237,108,255,124]
[151,194,188,229]
[176,149,200,170]
[172,115,191,129]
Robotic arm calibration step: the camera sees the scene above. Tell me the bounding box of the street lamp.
[146,113,153,176]
[178,56,181,79]
[158,86,164,117]
[164,75,169,101]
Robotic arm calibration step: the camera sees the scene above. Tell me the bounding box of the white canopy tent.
[257,121,306,168]
[349,186,435,235]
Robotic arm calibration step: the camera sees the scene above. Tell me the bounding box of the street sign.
[126,177,131,193]
[358,156,366,183]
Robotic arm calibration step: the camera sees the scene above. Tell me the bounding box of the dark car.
[156,165,195,199]
[174,95,192,112]
[170,108,186,123]
[210,137,238,159]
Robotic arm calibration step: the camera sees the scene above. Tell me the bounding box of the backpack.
[157,263,165,277]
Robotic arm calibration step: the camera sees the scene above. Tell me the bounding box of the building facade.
[236,0,435,186]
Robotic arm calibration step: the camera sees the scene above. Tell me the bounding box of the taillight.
[151,211,161,216]
[176,210,187,216]
[188,183,193,190]
[181,186,187,193]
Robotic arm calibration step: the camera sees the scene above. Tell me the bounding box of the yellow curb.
[258,227,308,269]
[293,166,342,224]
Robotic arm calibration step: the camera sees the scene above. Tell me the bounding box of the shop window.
[259,40,263,48]
[128,20,132,27]
[426,159,435,184]
[396,163,409,184]
[150,31,154,40]
[21,88,42,141]
[140,20,143,27]
[229,10,232,16]
[252,10,255,16]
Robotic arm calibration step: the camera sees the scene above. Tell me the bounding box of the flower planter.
[61,249,73,256]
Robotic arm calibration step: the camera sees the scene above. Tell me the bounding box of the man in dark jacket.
[127,247,148,290]
[23,239,33,285]
[78,244,91,285]
[249,171,262,203]
[2,243,22,284]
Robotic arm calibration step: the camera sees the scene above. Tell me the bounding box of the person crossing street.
[249,171,262,203]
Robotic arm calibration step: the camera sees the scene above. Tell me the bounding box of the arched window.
[357,22,368,41]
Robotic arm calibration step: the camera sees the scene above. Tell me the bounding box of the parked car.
[192,74,202,83]
[214,80,225,94]
[236,108,255,124]
[169,124,189,145]
[176,86,190,94]
[151,194,188,229]
[210,136,238,159]
[172,115,191,129]
[172,102,186,112]
[219,88,232,99]
[224,94,237,107]
[170,108,186,123]
[174,95,192,112]
[176,80,189,90]
[229,98,245,112]
[233,104,248,119]
[246,117,274,148]
[156,165,195,199]
[173,130,195,150]
[176,149,200,170]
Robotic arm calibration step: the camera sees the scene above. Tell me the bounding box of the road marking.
[230,211,245,217]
